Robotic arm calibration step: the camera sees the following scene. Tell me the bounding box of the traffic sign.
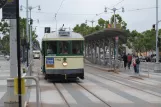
[0,0,7,8]
[2,0,16,19]
[14,78,26,95]
[45,27,50,33]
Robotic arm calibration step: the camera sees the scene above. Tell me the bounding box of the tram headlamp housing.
[62,62,68,66]
[62,57,67,66]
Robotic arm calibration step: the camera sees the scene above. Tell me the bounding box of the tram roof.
[85,28,127,42]
[42,31,84,41]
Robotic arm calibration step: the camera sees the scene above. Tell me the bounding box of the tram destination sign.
[0,0,7,8]
[2,0,16,19]
[59,31,70,36]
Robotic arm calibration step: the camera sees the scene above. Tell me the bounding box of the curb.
[85,64,119,74]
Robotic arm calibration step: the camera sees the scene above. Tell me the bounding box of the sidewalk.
[0,60,28,107]
[85,59,145,79]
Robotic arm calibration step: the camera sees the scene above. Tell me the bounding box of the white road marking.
[0,80,7,85]
[56,83,77,104]
[80,79,133,103]
[0,92,5,99]
[145,90,161,97]
[86,73,161,103]
[71,83,101,103]
[0,74,9,77]
[29,80,66,105]
[135,79,161,86]
[41,90,66,104]
[124,89,161,103]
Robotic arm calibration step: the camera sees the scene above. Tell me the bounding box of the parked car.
[5,55,10,61]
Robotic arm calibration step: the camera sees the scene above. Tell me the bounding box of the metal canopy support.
[94,43,97,64]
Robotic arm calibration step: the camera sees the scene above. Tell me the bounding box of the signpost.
[2,0,22,106]
[2,0,16,19]
[0,0,7,8]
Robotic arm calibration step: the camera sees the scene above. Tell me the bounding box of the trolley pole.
[16,0,22,106]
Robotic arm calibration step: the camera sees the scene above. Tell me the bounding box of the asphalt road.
[28,59,161,107]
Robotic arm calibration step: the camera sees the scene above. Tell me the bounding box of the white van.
[33,50,40,59]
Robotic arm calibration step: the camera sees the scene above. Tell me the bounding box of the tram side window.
[58,41,70,54]
[72,41,83,55]
[46,41,57,55]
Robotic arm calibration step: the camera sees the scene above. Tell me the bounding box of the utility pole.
[86,20,95,27]
[26,0,29,67]
[29,7,33,62]
[154,0,161,72]
[105,6,124,68]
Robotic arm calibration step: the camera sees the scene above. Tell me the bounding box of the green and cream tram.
[41,30,84,80]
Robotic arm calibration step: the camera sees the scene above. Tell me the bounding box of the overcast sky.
[0,0,161,44]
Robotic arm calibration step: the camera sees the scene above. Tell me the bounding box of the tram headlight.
[62,62,68,66]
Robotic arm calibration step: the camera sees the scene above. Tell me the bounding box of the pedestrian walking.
[122,53,127,69]
[127,53,132,69]
[135,56,140,74]
[132,57,137,73]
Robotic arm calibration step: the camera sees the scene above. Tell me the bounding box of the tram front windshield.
[46,41,83,56]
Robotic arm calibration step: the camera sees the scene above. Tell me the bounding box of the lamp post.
[85,20,95,27]
[154,0,161,72]
[104,6,124,68]
[20,5,41,63]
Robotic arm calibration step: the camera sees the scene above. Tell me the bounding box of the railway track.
[85,71,161,98]
[53,82,111,107]
[76,82,111,107]
[54,83,71,107]
[86,65,161,89]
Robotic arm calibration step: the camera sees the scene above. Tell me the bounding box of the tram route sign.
[0,0,7,8]
[2,0,16,19]
[46,57,54,68]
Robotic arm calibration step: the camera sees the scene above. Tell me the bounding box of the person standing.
[132,57,137,73]
[122,53,127,69]
[127,53,132,69]
[135,56,140,74]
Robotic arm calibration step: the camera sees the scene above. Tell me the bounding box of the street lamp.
[154,0,161,72]
[20,5,41,64]
[85,20,95,27]
[104,6,125,69]
[105,6,124,28]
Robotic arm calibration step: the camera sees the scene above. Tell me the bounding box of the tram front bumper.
[45,69,84,79]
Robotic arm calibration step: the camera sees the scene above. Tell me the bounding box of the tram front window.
[59,41,70,54]
[72,41,83,55]
[46,41,57,55]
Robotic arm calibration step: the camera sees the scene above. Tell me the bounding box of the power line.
[112,0,125,7]
[56,0,66,15]
[127,6,157,12]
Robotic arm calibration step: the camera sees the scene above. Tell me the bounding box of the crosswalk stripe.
[71,83,101,103]
[55,83,77,104]
[145,90,161,97]
[80,78,133,103]
[0,92,5,99]
[0,80,6,85]
[124,89,161,103]
[134,79,160,86]
[86,73,161,103]
[29,80,66,105]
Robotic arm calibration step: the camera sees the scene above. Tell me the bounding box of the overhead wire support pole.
[16,0,22,106]
[105,6,124,69]
[26,0,29,67]
[154,0,161,73]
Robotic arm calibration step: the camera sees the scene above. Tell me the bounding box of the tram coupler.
[65,74,67,80]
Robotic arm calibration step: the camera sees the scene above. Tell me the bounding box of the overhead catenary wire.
[56,0,66,15]
[112,0,125,8]
[20,6,158,16]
